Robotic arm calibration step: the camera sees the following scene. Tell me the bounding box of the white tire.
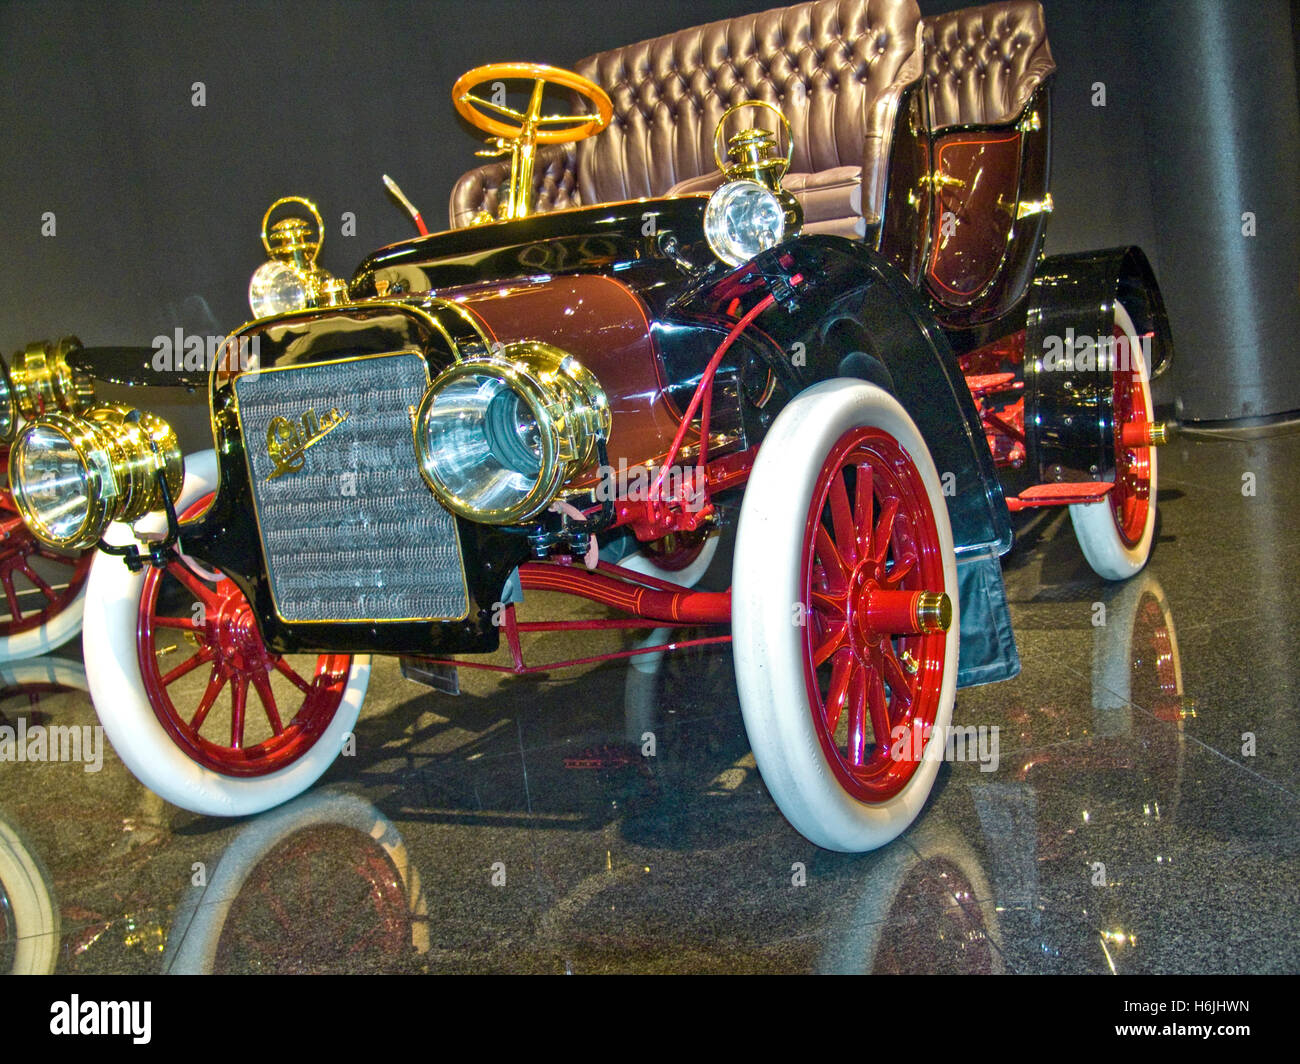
[1069,301,1158,580]
[0,583,86,662]
[733,379,959,852]
[0,816,59,974]
[83,450,370,817]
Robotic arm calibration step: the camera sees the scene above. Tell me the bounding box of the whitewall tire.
[83,450,370,817]
[733,379,959,853]
[1069,301,1158,580]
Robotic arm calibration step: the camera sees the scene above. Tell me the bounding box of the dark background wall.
[2,0,1297,422]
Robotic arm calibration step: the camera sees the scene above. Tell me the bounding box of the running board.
[1006,482,1113,512]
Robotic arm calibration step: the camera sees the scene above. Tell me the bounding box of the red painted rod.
[519,562,731,624]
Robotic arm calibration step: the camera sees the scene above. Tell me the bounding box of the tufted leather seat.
[921,1,1055,130]
[449,0,924,235]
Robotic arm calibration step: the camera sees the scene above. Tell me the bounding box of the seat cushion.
[666,165,866,238]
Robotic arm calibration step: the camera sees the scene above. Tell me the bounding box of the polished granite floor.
[1,424,1296,974]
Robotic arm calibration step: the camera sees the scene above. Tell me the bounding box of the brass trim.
[413,340,611,524]
[8,337,94,420]
[916,591,953,634]
[0,353,17,444]
[8,403,182,550]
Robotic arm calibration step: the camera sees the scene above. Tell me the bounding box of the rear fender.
[1025,246,1173,483]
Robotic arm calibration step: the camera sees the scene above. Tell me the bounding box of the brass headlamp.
[413,341,610,524]
[8,403,183,550]
[0,337,95,442]
[713,100,803,232]
[248,196,349,318]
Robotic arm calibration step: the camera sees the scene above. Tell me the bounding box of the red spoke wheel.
[733,380,958,852]
[0,484,93,658]
[138,492,352,776]
[1069,300,1158,580]
[83,450,370,817]
[803,426,948,801]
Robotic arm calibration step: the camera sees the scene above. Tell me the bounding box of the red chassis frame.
[408,316,1124,679]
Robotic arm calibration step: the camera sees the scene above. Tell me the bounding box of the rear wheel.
[83,451,370,817]
[733,379,959,852]
[1069,301,1157,580]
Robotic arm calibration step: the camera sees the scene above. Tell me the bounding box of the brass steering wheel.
[452,62,613,221]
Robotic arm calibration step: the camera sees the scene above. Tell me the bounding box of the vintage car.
[0,340,98,660]
[5,0,1173,852]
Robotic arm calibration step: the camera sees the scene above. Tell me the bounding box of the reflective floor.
[1,425,1297,974]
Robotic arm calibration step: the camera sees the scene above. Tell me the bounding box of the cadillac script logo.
[265,406,349,480]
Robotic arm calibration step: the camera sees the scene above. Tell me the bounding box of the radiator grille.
[233,351,468,622]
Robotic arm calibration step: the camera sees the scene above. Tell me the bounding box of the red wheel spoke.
[871,498,900,566]
[880,643,914,707]
[812,621,848,668]
[230,674,248,749]
[813,524,849,589]
[17,564,56,603]
[161,646,214,687]
[824,650,853,734]
[809,588,846,619]
[845,664,869,766]
[153,615,200,631]
[34,549,80,566]
[885,552,917,589]
[190,664,227,731]
[271,657,313,695]
[167,561,218,606]
[2,573,21,622]
[866,666,891,758]
[853,461,874,556]
[250,670,284,736]
[828,472,857,566]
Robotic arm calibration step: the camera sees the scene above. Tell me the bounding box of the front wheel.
[733,379,959,852]
[1069,300,1158,580]
[83,451,370,817]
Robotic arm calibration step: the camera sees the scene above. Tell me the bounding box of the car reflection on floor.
[0,564,1220,974]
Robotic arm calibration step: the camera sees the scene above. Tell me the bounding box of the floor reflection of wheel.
[618,527,720,588]
[1093,571,1184,723]
[733,380,959,852]
[1069,301,1157,580]
[0,816,59,974]
[0,488,92,661]
[818,820,1002,974]
[83,451,370,817]
[163,790,428,974]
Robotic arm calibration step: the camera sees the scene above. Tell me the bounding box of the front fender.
[670,235,1013,559]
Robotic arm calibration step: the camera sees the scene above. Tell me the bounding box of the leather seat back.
[575,0,921,218]
[449,0,924,233]
[921,0,1055,130]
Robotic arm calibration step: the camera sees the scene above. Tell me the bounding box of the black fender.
[1025,246,1174,483]
[669,235,1013,560]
